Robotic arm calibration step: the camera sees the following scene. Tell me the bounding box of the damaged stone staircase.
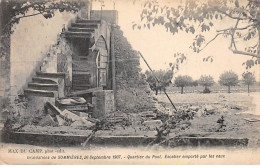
[64,19,101,39]
[24,72,66,98]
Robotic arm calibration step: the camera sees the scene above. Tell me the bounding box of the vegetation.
[134,0,259,68]
[219,70,239,93]
[145,70,173,95]
[242,72,256,93]
[191,80,198,87]
[174,75,193,94]
[198,75,215,93]
[0,0,82,101]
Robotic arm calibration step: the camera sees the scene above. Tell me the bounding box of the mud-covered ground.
[155,92,260,146]
[13,92,260,147]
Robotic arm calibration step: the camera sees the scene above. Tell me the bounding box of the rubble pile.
[2,93,249,142]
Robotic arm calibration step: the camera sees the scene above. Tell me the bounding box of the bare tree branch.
[14,12,42,21]
[230,19,240,49]
[230,49,259,58]
[216,24,254,33]
[200,33,227,52]
[217,9,248,20]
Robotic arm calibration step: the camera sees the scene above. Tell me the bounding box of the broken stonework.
[70,119,94,128]
[92,90,115,119]
[38,114,56,127]
[60,109,82,122]
[113,26,156,113]
[143,120,163,129]
[72,111,89,118]
[56,115,66,126]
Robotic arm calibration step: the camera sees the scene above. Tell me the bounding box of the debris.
[220,108,229,113]
[38,114,56,127]
[178,120,191,130]
[197,109,204,117]
[244,118,260,122]
[70,119,94,128]
[204,105,216,115]
[55,98,89,112]
[57,97,86,105]
[140,111,157,119]
[143,120,163,128]
[85,117,100,123]
[60,109,82,122]
[189,106,200,112]
[56,115,66,126]
[71,111,89,118]
[45,102,62,115]
[230,105,242,110]
[219,95,225,98]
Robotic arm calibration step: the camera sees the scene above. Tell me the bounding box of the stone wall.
[113,26,156,113]
[10,11,75,99]
[56,35,73,93]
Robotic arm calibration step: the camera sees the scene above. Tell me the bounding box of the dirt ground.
[155,92,260,147]
[11,92,260,147]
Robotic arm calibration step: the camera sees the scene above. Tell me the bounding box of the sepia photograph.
[0,0,260,165]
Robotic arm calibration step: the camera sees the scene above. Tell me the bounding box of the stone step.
[68,27,95,32]
[63,31,93,38]
[75,19,101,24]
[71,23,98,29]
[36,72,66,79]
[28,83,58,91]
[24,89,56,97]
[32,77,57,84]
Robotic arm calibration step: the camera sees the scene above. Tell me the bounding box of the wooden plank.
[68,87,103,96]
[60,104,89,111]
[45,102,62,115]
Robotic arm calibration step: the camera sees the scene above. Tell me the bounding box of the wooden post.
[138,51,178,112]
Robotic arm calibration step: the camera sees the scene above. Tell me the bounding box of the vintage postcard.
[0,0,260,165]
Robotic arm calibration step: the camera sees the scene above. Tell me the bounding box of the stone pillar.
[92,90,114,119]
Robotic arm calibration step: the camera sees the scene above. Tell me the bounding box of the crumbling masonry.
[2,4,156,122]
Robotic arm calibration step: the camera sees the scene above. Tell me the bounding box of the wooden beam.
[68,87,103,96]
[45,102,62,115]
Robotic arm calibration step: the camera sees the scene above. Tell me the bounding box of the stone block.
[92,90,114,119]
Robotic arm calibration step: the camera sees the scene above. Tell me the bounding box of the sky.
[92,0,260,81]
